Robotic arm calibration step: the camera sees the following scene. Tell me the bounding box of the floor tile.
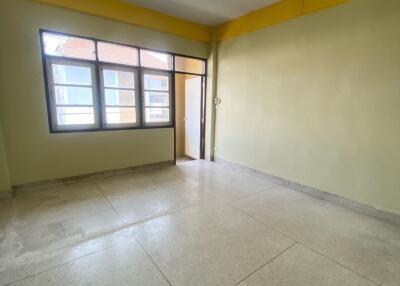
[146,166,189,187]
[209,174,278,203]
[0,227,133,286]
[11,239,170,286]
[95,172,155,198]
[0,183,124,285]
[96,177,158,204]
[238,244,376,286]
[177,161,278,203]
[106,180,216,224]
[2,161,399,286]
[233,186,400,286]
[133,200,295,286]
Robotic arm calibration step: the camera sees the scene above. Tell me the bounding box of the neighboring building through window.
[101,67,138,127]
[143,72,171,126]
[48,59,98,130]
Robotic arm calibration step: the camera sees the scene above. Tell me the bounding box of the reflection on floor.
[176,156,195,164]
[0,160,399,286]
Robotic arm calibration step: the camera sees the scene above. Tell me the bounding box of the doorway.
[175,73,205,163]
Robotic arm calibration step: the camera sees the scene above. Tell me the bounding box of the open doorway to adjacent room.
[174,56,206,164]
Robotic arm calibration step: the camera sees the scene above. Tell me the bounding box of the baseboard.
[0,190,13,199]
[214,157,400,226]
[13,160,174,193]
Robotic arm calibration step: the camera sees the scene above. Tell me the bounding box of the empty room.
[0,0,399,285]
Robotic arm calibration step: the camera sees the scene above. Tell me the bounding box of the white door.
[185,76,201,159]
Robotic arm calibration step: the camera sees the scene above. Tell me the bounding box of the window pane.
[55,86,93,105]
[98,42,138,66]
[103,70,135,89]
[143,74,169,91]
[56,107,94,125]
[175,56,205,74]
[105,89,135,106]
[145,107,170,123]
[140,50,172,70]
[106,107,136,124]
[144,91,169,107]
[43,32,95,60]
[52,64,92,85]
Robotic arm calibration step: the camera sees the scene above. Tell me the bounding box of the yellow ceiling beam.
[302,0,349,14]
[32,0,350,43]
[216,0,350,42]
[33,0,211,42]
[217,0,303,42]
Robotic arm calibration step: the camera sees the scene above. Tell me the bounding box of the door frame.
[173,62,207,163]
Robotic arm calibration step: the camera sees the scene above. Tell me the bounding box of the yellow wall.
[215,0,400,214]
[0,0,208,185]
[175,74,186,157]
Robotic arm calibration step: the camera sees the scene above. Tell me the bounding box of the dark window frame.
[39,29,207,134]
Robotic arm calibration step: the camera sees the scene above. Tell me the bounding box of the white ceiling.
[123,0,280,26]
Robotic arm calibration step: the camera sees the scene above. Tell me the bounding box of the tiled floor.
[0,160,399,286]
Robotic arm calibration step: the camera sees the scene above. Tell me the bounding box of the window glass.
[54,86,93,105]
[52,64,92,85]
[103,70,135,89]
[140,50,172,70]
[42,31,205,132]
[106,107,137,124]
[143,74,169,91]
[144,92,169,107]
[144,107,170,123]
[98,42,138,66]
[105,89,135,106]
[56,107,95,125]
[48,59,98,130]
[175,56,205,74]
[43,32,95,60]
[101,67,138,127]
[142,71,171,126]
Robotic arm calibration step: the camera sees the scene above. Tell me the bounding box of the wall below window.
[215,0,400,214]
[0,0,208,185]
[0,123,11,194]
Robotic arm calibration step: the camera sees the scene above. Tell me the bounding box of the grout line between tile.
[94,183,124,221]
[229,184,287,205]
[227,184,282,204]
[3,240,127,286]
[1,194,210,285]
[234,242,298,286]
[299,243,382,286]
[227,201,382,286]
[2,161,385,286]
[135,237,173,286]
[227,201,296,243]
